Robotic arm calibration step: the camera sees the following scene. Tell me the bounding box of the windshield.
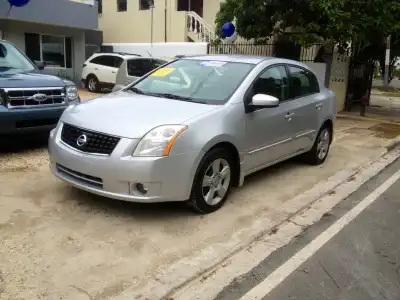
[0,41,36,75]
[129,59,254,105]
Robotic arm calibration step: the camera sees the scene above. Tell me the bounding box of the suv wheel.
[188,148,233,214]
[87,75,100,93]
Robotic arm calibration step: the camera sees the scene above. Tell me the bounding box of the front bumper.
[0,105,69,134]
[48,124,202,203]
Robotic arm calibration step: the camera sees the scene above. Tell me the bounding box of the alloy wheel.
[201,158,231,206]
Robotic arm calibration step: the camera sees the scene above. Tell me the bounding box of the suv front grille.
[61,123,120,155]
[4,87,66,108]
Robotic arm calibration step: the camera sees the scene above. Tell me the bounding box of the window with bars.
[139,0,151,10]
[117,0,127,12]
[98,0,102,13]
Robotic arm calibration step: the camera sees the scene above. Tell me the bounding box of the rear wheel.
[304,125,331,165]
[87,75,100,93]
[188,148,233,214]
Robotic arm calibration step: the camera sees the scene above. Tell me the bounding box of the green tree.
[215,0,400,49]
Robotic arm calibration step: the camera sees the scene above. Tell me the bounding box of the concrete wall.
[2,20,86,84]
[103,42,209,57]
[202,0,224,29]
[328,51,351,112]
[0,0,98,31]
[99,0,187,43]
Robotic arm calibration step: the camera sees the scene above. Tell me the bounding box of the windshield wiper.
[129,87,146,95]
[150,93,205,103]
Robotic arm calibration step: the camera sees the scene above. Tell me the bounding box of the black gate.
[345,59,374,111]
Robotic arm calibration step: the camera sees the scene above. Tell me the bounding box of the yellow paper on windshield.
[150,67,175,77]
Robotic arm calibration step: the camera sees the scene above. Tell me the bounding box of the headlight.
[66,85,79,101]
[133,125,187,157]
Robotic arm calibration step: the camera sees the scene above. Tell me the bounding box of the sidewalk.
[338,88,400,124]
[78,88,102,101]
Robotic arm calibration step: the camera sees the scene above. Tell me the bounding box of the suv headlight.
[133,125,187,157]
[66,85,79,101]
[0,89,5,106]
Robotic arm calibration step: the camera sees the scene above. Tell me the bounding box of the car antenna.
[147,50,153,63]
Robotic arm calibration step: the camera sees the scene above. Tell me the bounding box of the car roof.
[182,55,272,65]
[91,52,141,58]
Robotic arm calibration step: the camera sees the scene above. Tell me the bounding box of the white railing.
[187,11,216,43]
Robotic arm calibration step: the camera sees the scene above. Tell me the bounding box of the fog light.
[136,183,148,195]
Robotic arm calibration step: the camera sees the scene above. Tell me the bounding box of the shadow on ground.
[0,132,49,154]
[58,158,302,220]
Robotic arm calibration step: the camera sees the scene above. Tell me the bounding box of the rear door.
[88,55,117,84]
[286,65,324,152]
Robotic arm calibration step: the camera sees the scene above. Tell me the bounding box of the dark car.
[0,39,80,134]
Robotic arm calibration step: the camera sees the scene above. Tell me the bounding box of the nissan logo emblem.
[76,134,88,147]
[32,93,47,102]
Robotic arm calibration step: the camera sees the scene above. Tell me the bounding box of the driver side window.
[252,66,289,101]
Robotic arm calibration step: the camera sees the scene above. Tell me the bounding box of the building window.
[24,33,72,68]
[139,0,151,10]
[98,0,102,13]
[117,0,127,11]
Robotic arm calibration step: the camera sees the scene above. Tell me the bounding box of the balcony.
[0,0,98,31]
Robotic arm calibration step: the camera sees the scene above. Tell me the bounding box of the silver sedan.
[48,55,336,214]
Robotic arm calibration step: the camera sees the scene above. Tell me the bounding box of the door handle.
[316,103,323,110]
[112,71,116,74]
[94,68,99,71]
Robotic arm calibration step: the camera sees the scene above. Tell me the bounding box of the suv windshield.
[130,59,254,105]
[0,41,36,75]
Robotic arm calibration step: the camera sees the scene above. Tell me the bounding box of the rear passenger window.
[252,66,289,101]
[288,66,320,98]
[127,59,153,77]
[113,56,124,68]
[153,59,167,69]
[90,55,114,67]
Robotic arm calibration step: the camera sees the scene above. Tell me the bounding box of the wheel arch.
[322,118,334,143]
[201,138,242,187]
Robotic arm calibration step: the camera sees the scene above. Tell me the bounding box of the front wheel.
[304,126,332,165]
[87,75,100,93]
[188,148,233,214]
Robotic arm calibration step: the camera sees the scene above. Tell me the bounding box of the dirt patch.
[368,123,400,139]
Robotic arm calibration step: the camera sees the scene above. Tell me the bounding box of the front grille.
[61,123,120,155]
[56,164,103,188]
[4,87,66,108]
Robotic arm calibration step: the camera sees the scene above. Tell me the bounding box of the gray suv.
[49,55,336,214]
[112,57,169,92]
[0,40,80,134]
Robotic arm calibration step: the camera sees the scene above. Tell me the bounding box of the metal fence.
[207,42,326,63]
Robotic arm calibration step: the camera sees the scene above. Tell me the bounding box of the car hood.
[0,71,67,88]
[61,91,220,138]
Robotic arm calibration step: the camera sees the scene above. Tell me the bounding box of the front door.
[244,65,297,173]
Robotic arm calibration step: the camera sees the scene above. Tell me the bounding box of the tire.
[86,75,100,93]
[188,148,234,214]
[303,125,332,165]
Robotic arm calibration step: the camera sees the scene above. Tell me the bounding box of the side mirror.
[250,94,279,108]
[34,60,45,70]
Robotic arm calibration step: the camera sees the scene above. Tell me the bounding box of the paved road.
[215,157,400,300]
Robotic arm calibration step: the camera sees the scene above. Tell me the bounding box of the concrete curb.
[386,136,400,152]
[115,139,400,300]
